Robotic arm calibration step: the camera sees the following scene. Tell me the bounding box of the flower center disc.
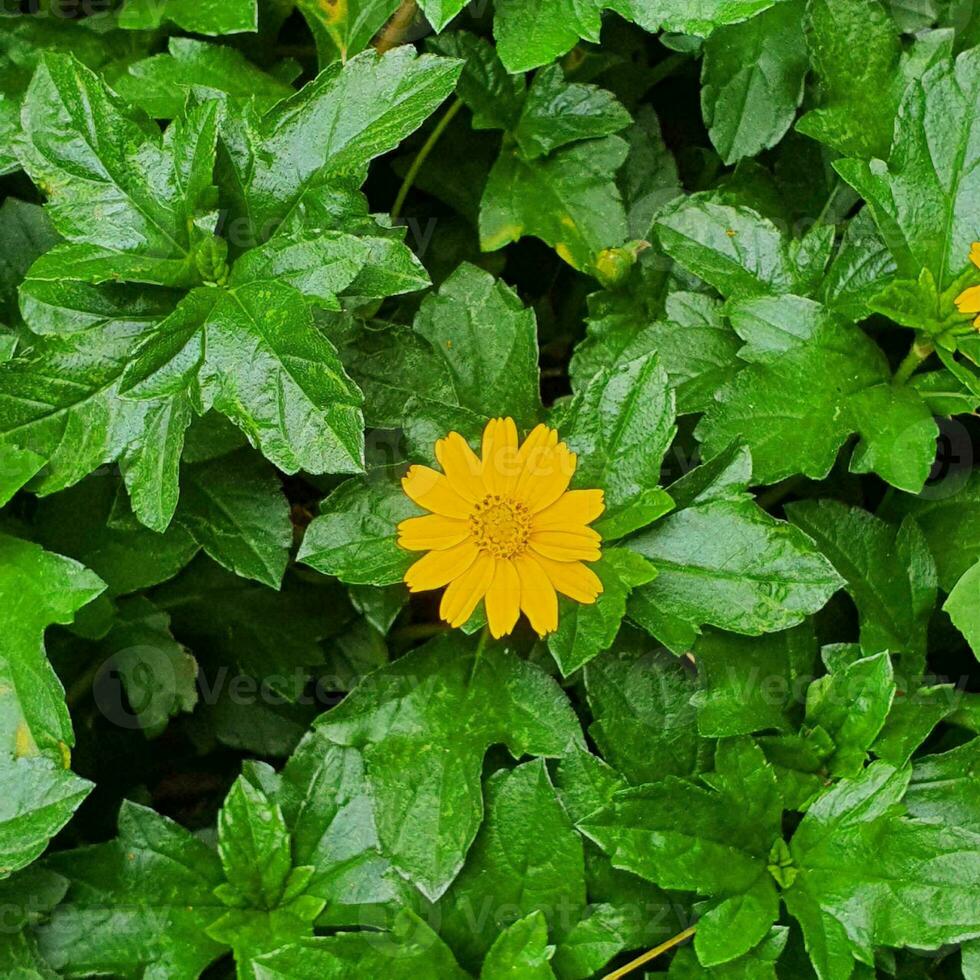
[470,495,531,559]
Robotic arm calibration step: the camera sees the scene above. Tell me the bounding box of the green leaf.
[906,738,980,834]
[428,32,526,132]
[805,651,896,776]
[0,756,91,878]
[572,290,740,416]
[413,263,542,425]
[562,351,676,538]
[33,476,199,597]
[836,47,980,293]
[701,0,808,164]
[0,285,195,511]
[787,500,937,669]
[121,282,366,477]
[481,136,629,274]
[18,55,220,286]
[115,38,295,120]
[176,449,292,588]
[0,866,67,975]
[0,198,58,328]
[944,559,980,658]
[38,802,226,977]
[251,909,469,978]
[784,763,980,980]
[296,0,401,66]
[298,468,419,586]
[94,596,198,738]
[798,0,902,159]
[584,630,703,784]
[628,446,843,653]
[514,64,630,159]
[0,533,104,759]
[491,0,604,73]
[276,634,582,906]
[582,738,783,967]
[696,294,938,492]
[547,548,657,676]
[439,759,586,967]
[668,927,787,978]
[227,47,462,244]
[873,682,957,767]
[118,0,258,34]
[618,105,682,239]
[692,622,817,737]
[655,197,798,299]
[879,469,980,591]
[481,911,557,979]
[154,558,341,702]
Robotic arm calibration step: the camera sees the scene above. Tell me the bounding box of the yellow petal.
[481,417,520,494]
[435,432,485,503]
[533,553,603,604]
[524,443,577,513]
[405,540,478,592]
[440,553,495,627]
[957,284,980,315]
[970,242,980,270]
[397,514,470,552]
[485,559,521,638]
[512,424,558,500]
[532,489,605,530]
[529,529,602,562]
[513,554,558,636]
[402,465,473,519]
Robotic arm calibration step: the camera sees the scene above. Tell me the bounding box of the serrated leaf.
[115,37,294,120]
[481,911,557,979]
[0,198,58,328]
[439,760,586,967]
[227,47,461,244]
[176,449,292,588]
[628,445,843,653]
[276,634,583,907]
[836,47,980,295]
[787,500,937,670]
[296,0,401,67]
[582,738,783,967]
[701,0,808,164]
[572,290,740,416]
[696,294,938,492]
[298,468,419,586]
[0,756,91,878]
[618,105,682,239]
[798,0,902,159]
[906,738,980,834]
[784,763,980,980]
[692,622,817,737]
[514,64,630,159]
[38,802,226,978]
[562,350,676,538]
[481,135,629,274]
[584,630,702,784]
[413,263,542,425]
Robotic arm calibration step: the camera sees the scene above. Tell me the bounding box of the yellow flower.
[955,241,980,328]
[398,417,604,638]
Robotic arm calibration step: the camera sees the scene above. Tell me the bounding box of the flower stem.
[893,336,936,385]
[391,97,463,221]
[601,926,697,980]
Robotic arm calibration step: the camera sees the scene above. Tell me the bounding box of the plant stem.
[601,925,697,980]
[646,52,689,89]
[894,336,936,385]
[756,475,806,511]
[374,0,419,55]
[391,97,463,220]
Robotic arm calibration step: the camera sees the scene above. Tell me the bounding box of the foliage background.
[1,0,979,977]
